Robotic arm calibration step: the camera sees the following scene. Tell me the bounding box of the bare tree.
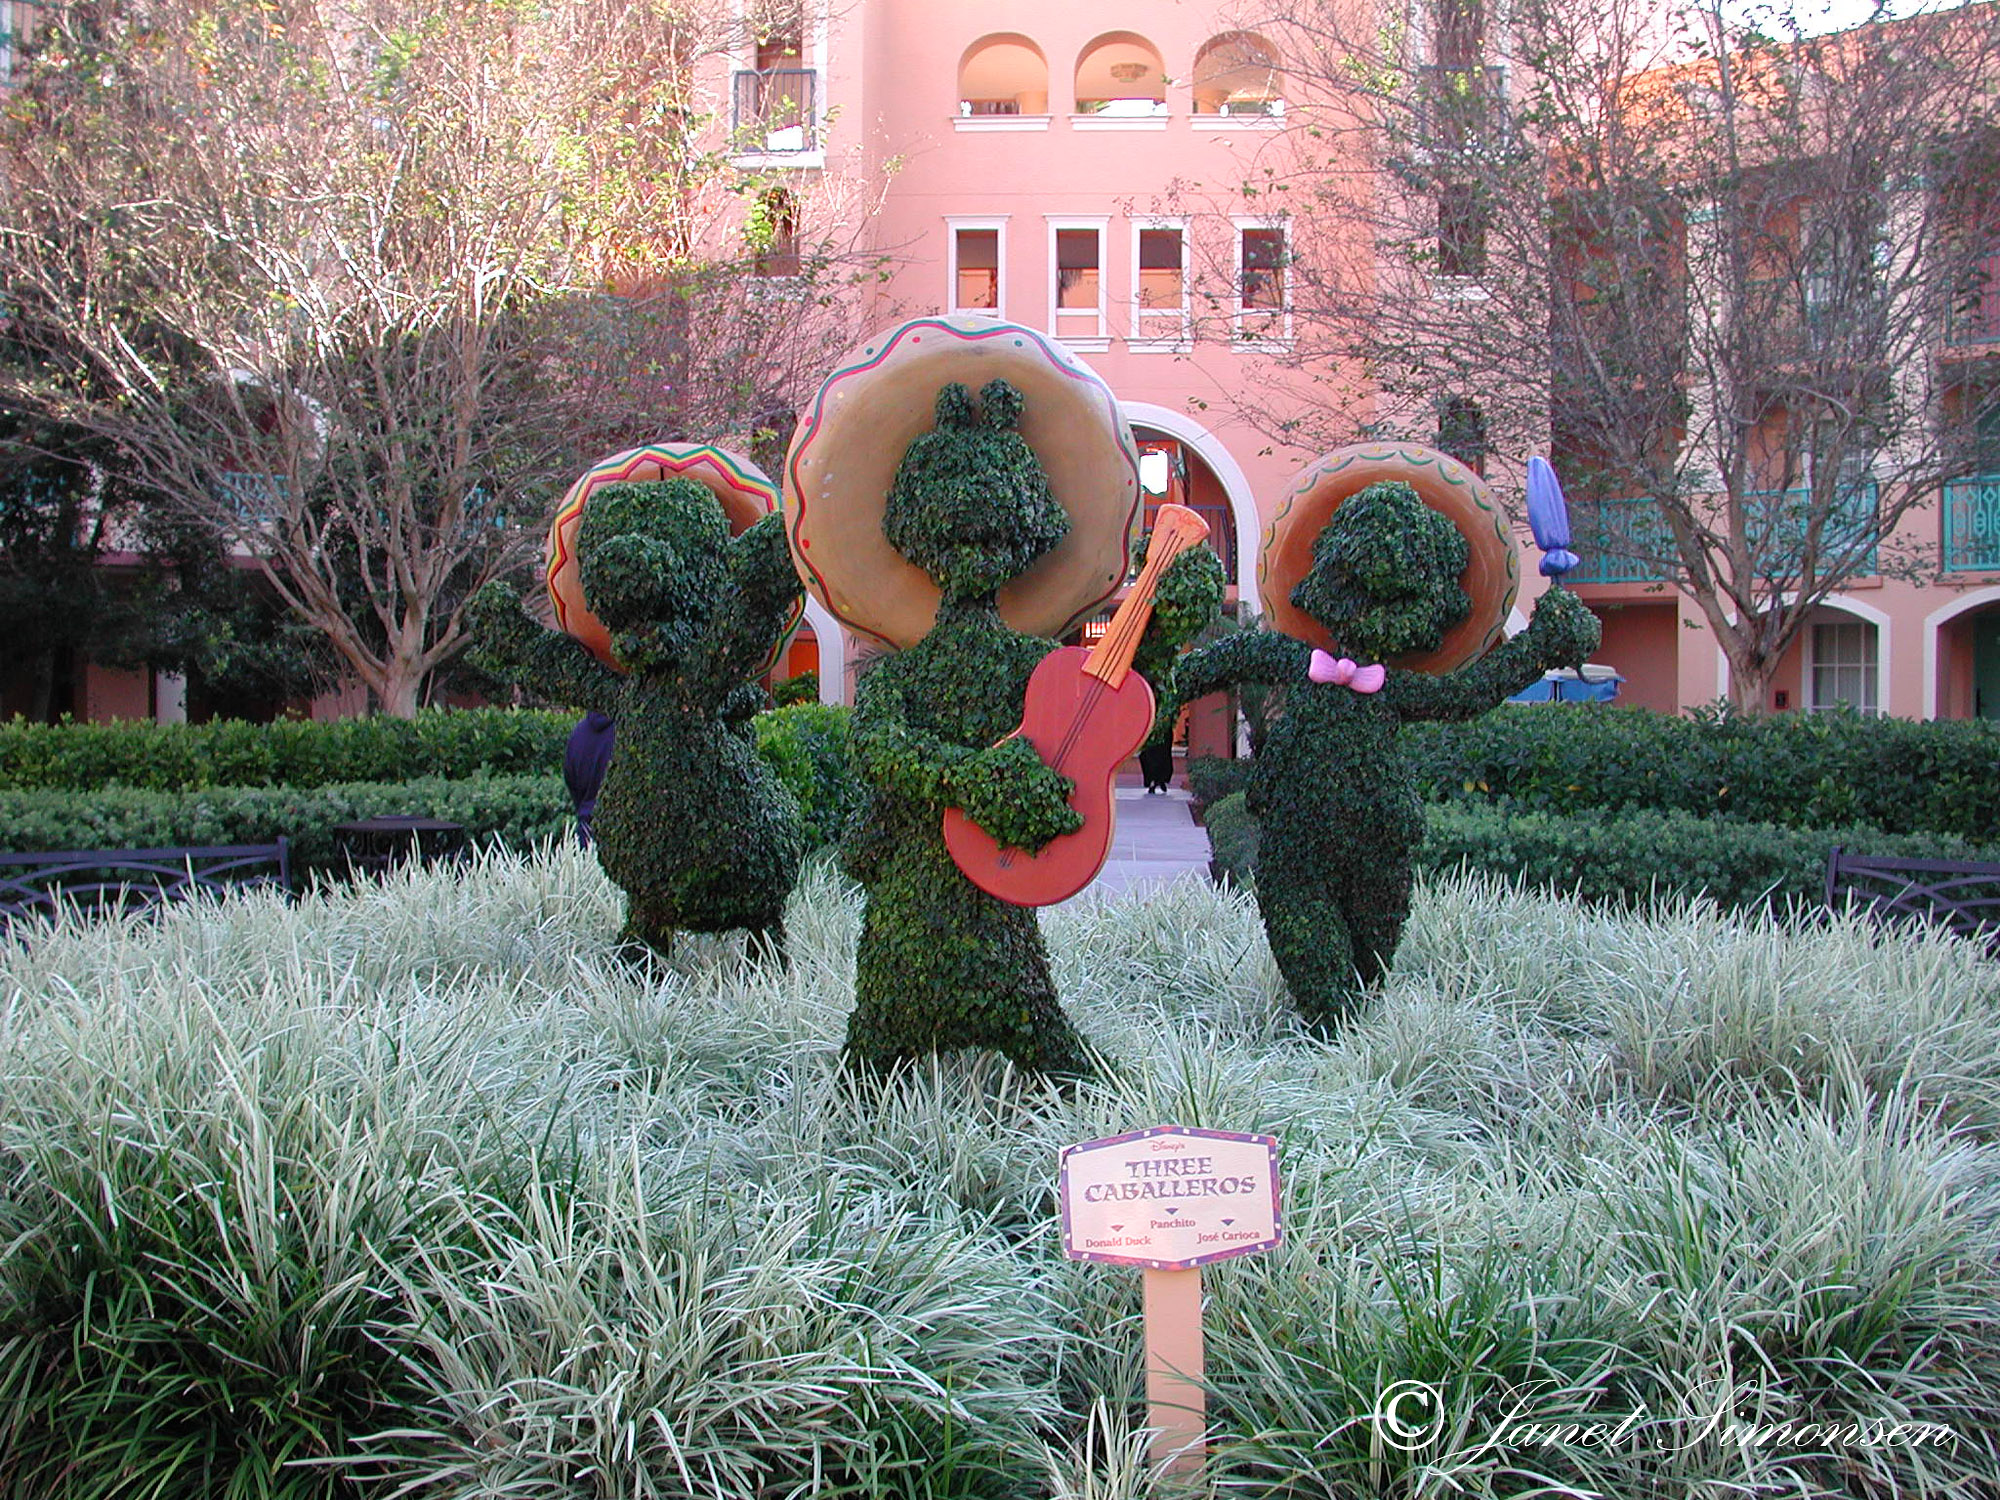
[1199,0,2000,711]
[0,0,878,715]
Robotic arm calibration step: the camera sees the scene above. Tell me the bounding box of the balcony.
[1944,474,2000,572]
[1747,482,1879,578]
[1569,496,1673,584]
[732,68,818,156]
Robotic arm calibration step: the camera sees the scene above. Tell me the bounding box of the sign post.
[1058,1125,1283,1477]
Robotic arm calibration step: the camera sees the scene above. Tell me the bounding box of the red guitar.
[944,503,1212,906]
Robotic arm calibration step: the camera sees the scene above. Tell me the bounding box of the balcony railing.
[1568,496,1674,584]
[1944,473,2000,572]
[732,68,817,153]
[1568,483,1879,584]
[1747,481,1879,577]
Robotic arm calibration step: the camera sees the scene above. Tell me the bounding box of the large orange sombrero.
[545,443,798,671]
[783,316,1141,650]
[1259,443,1518,674]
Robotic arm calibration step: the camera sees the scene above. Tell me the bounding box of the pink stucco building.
[738,0,2000,723]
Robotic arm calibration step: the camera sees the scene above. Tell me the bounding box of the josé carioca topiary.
[1174,479,1599,1030]
[468,478,806,959]
[843,380,1221,1076]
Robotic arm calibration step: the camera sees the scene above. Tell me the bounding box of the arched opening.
[1192,32,1282,116]
[1926,587,2000,719]
[1074,33,1166,116]
[958,34,1048,116]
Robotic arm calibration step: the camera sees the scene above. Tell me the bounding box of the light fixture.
[1109,62,1148,81]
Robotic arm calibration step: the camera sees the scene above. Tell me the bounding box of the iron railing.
[1944,473,2000,571]
[732,68,817,152]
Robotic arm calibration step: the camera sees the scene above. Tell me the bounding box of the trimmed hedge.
[1203,790,2000,914]
[0,709,574,792]
[751,701,858,854]
[0,775,572,879]
[1403,704,2000,840]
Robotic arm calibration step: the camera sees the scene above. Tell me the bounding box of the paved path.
[1075,781,1214,901]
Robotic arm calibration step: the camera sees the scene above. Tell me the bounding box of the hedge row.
[1203,791,2000,914]
[0,704,862,877]
[1402,704,2000,840]
[0,709,575,792]
[0,775,573,879]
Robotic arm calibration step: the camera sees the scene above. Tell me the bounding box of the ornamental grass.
[2,848,1997,1498]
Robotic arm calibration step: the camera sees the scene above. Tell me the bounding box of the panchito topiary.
[843,379,1222,1077]
[1174,478,1600,1031]
[468,478,806,959]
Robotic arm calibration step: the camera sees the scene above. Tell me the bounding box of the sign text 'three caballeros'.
[1059,1124,1281,1270]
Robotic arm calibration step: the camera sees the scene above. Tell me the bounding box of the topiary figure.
[468,477,806,960]
[843,379,1222,1077]
[1174,478,1600,1031]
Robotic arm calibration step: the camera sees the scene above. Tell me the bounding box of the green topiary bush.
[1175,481,1599,1031]
[1404,704,2000,839]
[0,709,572,792]
[843,380,1221,1077]
[469,479,805,958]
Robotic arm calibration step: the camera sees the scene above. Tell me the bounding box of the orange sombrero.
[1259,442,1518,674]
[545,443,800,671]
[783,315,1141,651]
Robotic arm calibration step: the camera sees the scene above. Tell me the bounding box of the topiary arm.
[1387,588,1602,722]
[695,513,806,709]
[467,581,619,714]
[1133,547,1227,736]
[851,669,1081,851]
[1173,629,1313,706]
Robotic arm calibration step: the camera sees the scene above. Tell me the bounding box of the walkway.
[1076,782,1214,901]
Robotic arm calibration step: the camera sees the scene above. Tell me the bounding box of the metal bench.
[0,840,292,932]
[1825,847,2000,957]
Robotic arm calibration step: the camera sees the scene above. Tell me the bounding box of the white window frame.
[1130,216,1191,349]
[1806,618,1880,715]
[945,216,1009,320]
[1047,215,1111,350]
[1232,216,1292,347]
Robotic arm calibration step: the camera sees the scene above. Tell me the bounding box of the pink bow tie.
[1308,650,1386,693]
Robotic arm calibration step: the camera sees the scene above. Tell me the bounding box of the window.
[957,34,1049,119]
[947,220,1005,317]
[1437,180,1488,278]
[1437,396,1488,475]
[1809,620,1878,714]
[1235,221,1289,342]
[751,188,800,278]
[1132,221,1188,344]
[1050,219,1108,344]
[1434,0,1485,68]
[1192,32,1282,116]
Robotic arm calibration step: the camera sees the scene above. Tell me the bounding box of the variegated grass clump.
[2,850,1997,1498]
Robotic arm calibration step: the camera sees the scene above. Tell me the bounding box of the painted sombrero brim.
[783,316,1140,651]
[1259,443,1518,675]
[545,444,798,673]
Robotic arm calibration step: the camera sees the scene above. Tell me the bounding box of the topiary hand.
[1525,586,1602,670]
[950,735,1085,853]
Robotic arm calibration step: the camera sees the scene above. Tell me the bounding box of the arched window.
[1192,32,1282,116]
[1074,33,1166,116]
[958,34,1048,116]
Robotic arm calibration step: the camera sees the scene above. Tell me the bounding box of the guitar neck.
[1082,503,1211,689]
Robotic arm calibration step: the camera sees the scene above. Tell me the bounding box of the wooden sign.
[1060,1124,1282,1269]
[1059,1125,1282,1477]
